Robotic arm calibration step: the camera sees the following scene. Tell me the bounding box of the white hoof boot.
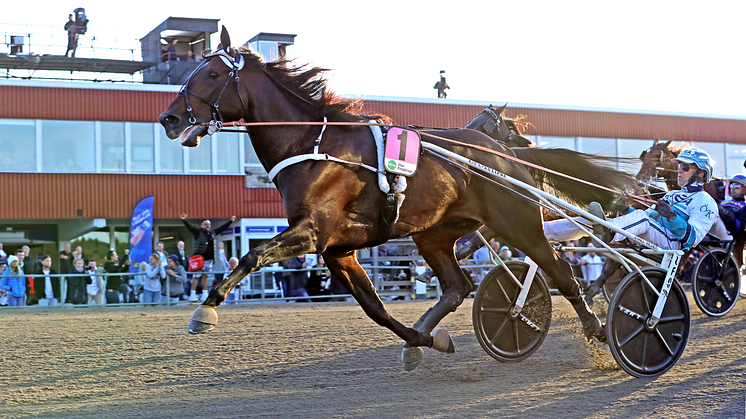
[401,346,424,371]
[432,328,456,353]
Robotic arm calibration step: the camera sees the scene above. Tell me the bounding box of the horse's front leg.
[188,223,317,334]
[323,251,453,370]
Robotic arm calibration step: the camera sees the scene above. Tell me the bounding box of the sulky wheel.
[606,267,690,378]
[472,261,552,362]
[691,248,740,317]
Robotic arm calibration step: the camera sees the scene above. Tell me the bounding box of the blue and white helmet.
[672,147,714,183]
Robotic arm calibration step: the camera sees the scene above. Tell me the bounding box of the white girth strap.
[267,117,379,181]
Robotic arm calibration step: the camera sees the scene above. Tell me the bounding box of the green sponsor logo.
[386,159,397,170]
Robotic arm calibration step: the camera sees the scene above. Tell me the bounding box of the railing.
[1,260,527,308]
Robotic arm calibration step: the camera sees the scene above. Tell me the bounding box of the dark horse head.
[465,104,533,148]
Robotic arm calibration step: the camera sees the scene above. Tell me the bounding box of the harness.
[179,48,248,135]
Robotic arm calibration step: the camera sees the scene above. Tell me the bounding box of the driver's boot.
[589,202,613,245]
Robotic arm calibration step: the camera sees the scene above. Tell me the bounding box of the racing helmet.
[730,174,746,187]
[671,147,714,183]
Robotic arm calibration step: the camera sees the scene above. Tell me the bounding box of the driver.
[719,174,746,235]
[545,147,718,251]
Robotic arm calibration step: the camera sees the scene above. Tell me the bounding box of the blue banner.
[128,196,154,274]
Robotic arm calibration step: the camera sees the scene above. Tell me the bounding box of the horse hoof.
[401,346,424,371]
[432,328,456,354]
[188,305,218,334]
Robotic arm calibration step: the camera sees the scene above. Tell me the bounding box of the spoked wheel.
[692,248,740,316]
[607,267,690,378]
[472,261,552,362]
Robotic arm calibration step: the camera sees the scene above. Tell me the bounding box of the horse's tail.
[512,148,638,212]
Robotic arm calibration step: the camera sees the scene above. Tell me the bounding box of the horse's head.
[637,139,681,190]
[159,27,250,147]
[465,104,532,147]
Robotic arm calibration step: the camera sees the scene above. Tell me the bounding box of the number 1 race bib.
[384,127,421,177]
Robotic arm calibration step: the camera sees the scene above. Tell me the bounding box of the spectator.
[72,246,89,265]
[0,261,7,306]
[498,246,513,264]
[1,255,25,306]
[181,214,235,302]
[287,255,311,302]
[85,260,104,305]
[155,241,168,268]
[33,255,60,306]
[175,240,189,270]
[64,14,78,57]
[0,242,6,263]
[67,258,88,305]
[184,50,196,61]
[119,248,133,303]
[164,39,178,61]
[103,250,124,304]
[473,240,495,282]
[59,243,73,275]
[21,245,37,274]
[274,260,291,298]
[143,253,165,304]
[162,255,186,303]
[224,257,244,304]
[307,255,332,302]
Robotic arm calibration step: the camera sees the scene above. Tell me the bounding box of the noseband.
[179,48,248,135]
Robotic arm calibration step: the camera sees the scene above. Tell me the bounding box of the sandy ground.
[0,293,744,419]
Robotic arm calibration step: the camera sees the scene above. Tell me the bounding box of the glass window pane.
[692,141,725,180]
[0,119,36,172]
[725,143,746,178]
[536,136,576,150]
[579,137,616,157]
[42,120,94,172]
[131,123,154,172]
[189,136,211,172]
[158,129,183,173]
[244,133,260,165]
[216,131,239,173]
[101,121,125,172]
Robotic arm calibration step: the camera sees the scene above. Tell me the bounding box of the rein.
[222,120,655,205]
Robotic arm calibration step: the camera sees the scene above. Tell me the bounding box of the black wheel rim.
[472,261,552,362]
[607,267,690,378]
[692,249,740,316]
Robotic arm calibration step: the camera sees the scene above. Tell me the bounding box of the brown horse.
[464,104,533,148]
[159,27,637,370]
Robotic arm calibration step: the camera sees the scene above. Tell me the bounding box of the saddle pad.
[384,127,421,177]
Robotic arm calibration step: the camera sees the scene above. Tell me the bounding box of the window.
[578,137,616,157]
[42,120,94,172]
[215,131,240,173]
[244,133,261,165]
[725,143,746,178]
[131,122,155,172]
[188,135,212,172]
[535,136,576,150]
[158,128,183,173]
[101,122,125,172]
[0,119,35,172]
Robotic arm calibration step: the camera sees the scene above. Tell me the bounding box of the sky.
[4,1,746,117]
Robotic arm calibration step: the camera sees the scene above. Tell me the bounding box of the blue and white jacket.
[646,183,718,250]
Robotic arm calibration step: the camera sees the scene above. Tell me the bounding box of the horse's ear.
[497,103,508,115]
[220,26,232,52]
[653,138,659,144]
[664,139,672,147]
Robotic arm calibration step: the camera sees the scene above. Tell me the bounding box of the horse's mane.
[239,47,391,124]
[505,114,533,135]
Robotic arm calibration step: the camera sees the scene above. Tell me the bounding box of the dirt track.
[1,294,745,418]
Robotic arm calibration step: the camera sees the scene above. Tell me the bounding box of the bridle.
[179,47,248,135]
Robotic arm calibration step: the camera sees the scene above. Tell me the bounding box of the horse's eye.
[209,72,219,79]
